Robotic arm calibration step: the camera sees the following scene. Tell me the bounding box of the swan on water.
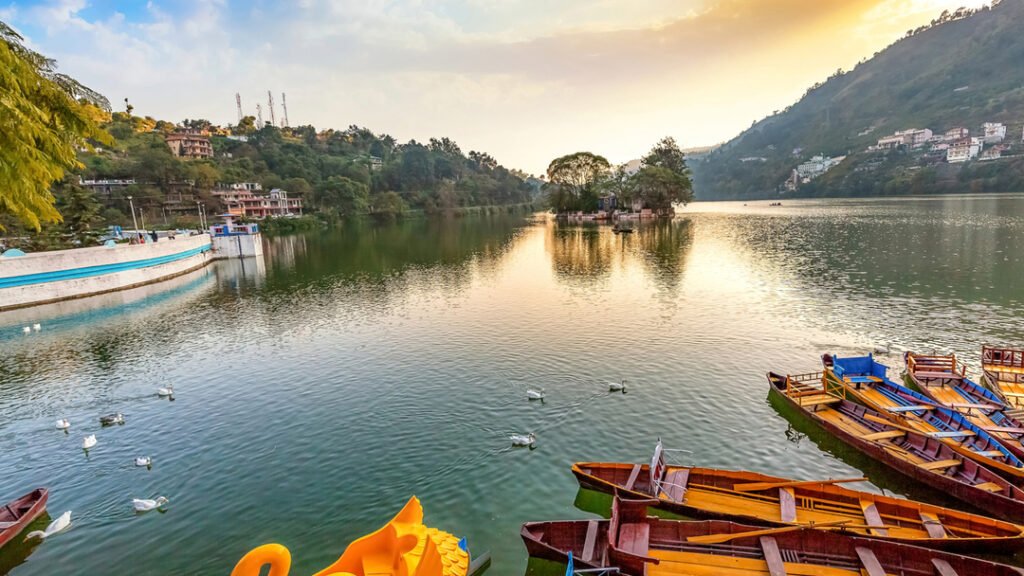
[100,413,124,426]
[526,389,545,401]
[82,435,97,450]
[22,326,31,334]
[157,385,174,397]
[24,511,71,541]
[33,323,41,331]
[135,456,152,467]
[132,497,169,512]
[511,433,536,447]
[609,379,627,392]
[55,418,70,430]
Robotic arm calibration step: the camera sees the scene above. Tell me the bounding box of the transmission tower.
[267,91,276,127]
[256,103,264,127]
[235,93,243,122]
[281,92,290,128]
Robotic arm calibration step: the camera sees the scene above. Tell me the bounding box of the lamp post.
[196,200,203,231]
[128,195,139,231]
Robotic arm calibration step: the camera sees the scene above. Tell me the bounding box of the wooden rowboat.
[983,346,1024,409]
[0,488,48,550]
[905,351,1024,459]
[572,456,1024,552]
[521,496,1024,576]
[767,371,1024,523]
[823,354,1024,483]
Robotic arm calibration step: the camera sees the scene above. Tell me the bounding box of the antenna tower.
[281,92,289,128]
[267,91,276,127]
[256,103,264,127]
[235,93,243,122]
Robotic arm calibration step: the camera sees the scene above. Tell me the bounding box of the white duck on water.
[132,497,169,513]
[25,511,71,541]
[100,413,124,426]
[82,435,97,450]
[526,388,545,401]
[157,385,174,397]
[510,433,536,447]
[608,379,627,392]
[55,418,70,430]
[135,456,152,467]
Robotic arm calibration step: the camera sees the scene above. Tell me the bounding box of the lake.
[2,194,1024,575]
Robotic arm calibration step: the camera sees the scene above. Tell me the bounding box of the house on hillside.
[165,130,213,159]
[947,138,981,163]
[874,129,932,150]
[944,127,969,141]
[983,122,1007,144]
[79,177,136,197]
[213,184,302,218]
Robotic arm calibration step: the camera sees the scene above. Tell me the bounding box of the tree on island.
[0,21,111,230]
[546,152,611,213]
[635,137,693,216]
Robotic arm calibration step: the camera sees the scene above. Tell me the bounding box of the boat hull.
[0,488,48,550]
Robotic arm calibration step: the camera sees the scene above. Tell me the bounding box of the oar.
[686,520,853,545]
[733,477,868,492]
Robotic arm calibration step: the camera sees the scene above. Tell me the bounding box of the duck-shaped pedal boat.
[231,496,484,576]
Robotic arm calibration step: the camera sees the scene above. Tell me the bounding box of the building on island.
[165,130,214,159]
[983,122,1007,143]
[947,138,982,163]
[212,184,302,218]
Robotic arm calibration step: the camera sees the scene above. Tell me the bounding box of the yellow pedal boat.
[232,496,481,576]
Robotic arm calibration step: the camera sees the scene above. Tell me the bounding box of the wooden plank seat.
[919,511,947,539]
[984,426,1024,435]
[862,430,906,441]
[618,523,650,556]
[853,546,886,576]
[759,536,786,576]
[859,500,888,536]
[624,464,642,491]
[972,450,1006,458]
[932,558,960,576]
[778,488,797,523]
[929,431,975,439]
[797,395,841,410]
[974,482,1004,492]
[919,459,962,471]
[582,520,599,561]
[913,371,959,380]
[661,469,689,503]
[887,405,933,413]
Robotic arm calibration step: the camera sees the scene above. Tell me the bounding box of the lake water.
[2,195,1024,575]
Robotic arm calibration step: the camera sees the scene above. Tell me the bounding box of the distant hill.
[691,0,1024,200]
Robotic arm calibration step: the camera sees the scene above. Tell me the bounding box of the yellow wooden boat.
[984,346,1024,409]
[231,497,478,576]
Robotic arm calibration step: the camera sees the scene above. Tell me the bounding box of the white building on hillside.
[945,127,969,141]
[947,139,981,163]
[983,122,1007,143]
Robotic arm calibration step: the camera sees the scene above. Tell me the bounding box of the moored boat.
[767,371,1024,522]
[983,346,1024,409]
[521,496,1024,576]
[0,488,48,550]
[573,444,1024,552]
[232,496,487,576]
[823,353,1024,482]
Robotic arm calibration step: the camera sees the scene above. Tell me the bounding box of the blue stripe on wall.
[0,244,211,289]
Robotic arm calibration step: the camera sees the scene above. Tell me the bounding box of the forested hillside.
[692,0,1024,200]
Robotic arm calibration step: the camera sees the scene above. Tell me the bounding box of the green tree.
[546,152,611,212]
[633,166,693,216]
[603,165,637,209]
[370,191,408,221]
[0,21,111,229]
[311,176,369,217]
[55,183,103,243]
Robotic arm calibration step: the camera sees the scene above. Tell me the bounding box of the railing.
[907,353,965,377]
[983,346,1024,370]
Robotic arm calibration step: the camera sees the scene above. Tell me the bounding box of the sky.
[1,0,991,175]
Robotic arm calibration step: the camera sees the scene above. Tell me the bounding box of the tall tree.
[633,166,693,216]
[0,21,111,229]
[546,152,611,212]
[55,183,103,244]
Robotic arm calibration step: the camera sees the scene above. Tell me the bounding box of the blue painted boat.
[822,353,1024,484]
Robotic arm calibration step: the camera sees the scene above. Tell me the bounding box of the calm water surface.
[2,195,1024,575]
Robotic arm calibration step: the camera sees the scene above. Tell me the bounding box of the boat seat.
[582,520,599,562]
[759,536,786,576]
[618,523,649,557]
[862,430,906,441]
[973,450,1005,458]
[624,464,642,491]
[932,558,959,576]
[919,512,947,539]
[974,482,1004,492]
[887,405,933,413]
[853,546,886,576]
[920,459,962,471]
[778,488,797,523]
[661,469,689,503]
[798,395,840,410]
[914,371,956,380]
[929,431,975,439]
[858,500,888,536]
[984,426,1024,435]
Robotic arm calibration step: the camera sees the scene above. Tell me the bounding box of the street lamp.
[128,195,139,231]
[196,200,203,230]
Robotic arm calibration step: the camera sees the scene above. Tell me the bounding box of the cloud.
[6,0,962,173]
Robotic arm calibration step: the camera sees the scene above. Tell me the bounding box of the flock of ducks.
[512,380,628,448]
[34,385,176,543]
[20,323,42,334]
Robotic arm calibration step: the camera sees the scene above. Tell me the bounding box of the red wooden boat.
[521,497,1024,576]
[0,488,48,550]
[767,372,1024,522]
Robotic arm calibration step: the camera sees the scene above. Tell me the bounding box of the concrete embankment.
[0,235,213,311]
